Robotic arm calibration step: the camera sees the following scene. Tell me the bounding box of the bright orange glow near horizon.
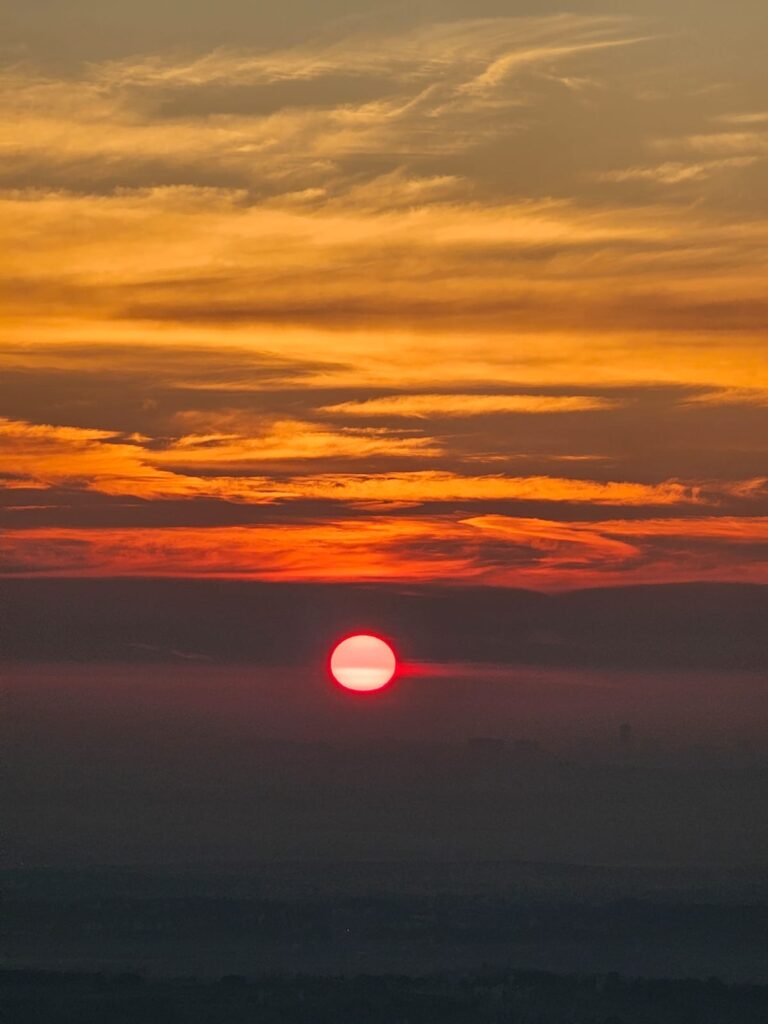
[329,635,397,693]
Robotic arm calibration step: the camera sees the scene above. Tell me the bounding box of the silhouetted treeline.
[3,968,768,1023]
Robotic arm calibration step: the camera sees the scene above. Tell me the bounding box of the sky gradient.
[2,0,768,587]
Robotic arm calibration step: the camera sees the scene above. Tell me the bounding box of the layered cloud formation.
[2,4,768,586]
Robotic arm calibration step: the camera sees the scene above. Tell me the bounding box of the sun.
[329,634,397,692]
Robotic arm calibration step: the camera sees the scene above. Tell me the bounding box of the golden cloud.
[321,394,619,417]
[3,14,768,587]
[4,513,768,588]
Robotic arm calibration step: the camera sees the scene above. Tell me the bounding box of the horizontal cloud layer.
[2,7,768,585]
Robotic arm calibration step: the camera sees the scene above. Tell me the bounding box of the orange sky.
[2,3,768,587]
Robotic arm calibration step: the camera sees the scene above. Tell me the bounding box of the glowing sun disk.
[330,634,397,692]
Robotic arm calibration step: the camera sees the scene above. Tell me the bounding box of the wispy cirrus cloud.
[95,15,640,90]
[598,155,758,185]
[0,15,644,200]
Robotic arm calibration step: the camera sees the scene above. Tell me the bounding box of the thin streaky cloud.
[96,15,640,89]
[598,157,758,185]
[321,394,620,417]
[683,388,768,407]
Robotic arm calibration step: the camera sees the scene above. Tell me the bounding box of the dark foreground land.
[4,861,766,1021]
[4,863,768,983]
[3,968,768,1024]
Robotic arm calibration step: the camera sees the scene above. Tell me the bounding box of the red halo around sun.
[329,634,397,693]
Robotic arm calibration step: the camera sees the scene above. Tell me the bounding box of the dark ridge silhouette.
[3,968,768,1023]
